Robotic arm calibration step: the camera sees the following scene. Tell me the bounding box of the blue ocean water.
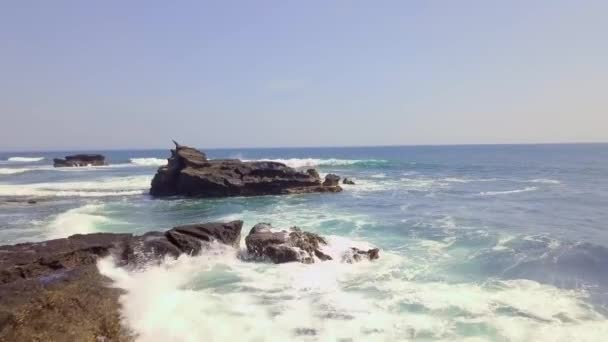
[1,144,608,341]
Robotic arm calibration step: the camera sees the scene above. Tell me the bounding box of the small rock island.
[53,154,107,167]
[150,141,343,197]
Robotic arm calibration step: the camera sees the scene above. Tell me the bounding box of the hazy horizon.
[2,1,607,151]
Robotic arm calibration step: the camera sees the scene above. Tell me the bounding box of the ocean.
[1,144,608,341]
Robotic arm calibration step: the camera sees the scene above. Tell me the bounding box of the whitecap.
[530,178,561,185]
[130,158,167,167]
[0,175,151,198]
[7,156,44,162]
[46,203,111,239]
[243,158,387,168]
[0,168,30,175]
[479,187,538,196]
[370,173,386,178]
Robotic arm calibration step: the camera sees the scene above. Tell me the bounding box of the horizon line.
[1,141,607,154]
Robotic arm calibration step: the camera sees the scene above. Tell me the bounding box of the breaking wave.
[0,175,151,198]
[130,158,167,167]
[98,240,608,342]
[480,187,538,196]
[47,204,110,239]
[7,156,44,162]
[0,168,30,175]
[245,158,388,169]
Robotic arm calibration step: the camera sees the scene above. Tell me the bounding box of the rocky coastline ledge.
[150,141,343,197]
[0,221,378,341]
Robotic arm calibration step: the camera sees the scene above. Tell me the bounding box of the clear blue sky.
[1,0,606,151]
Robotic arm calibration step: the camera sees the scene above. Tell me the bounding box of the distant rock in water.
[150,141,342,197]
[323,173,341,186]
[343,177,355,185]
[53,154,106,167]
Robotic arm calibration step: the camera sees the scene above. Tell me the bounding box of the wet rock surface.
[0,221,243,341]
[245,223,333,264]
[150,142,342,197]
[0,220,378,340]
[53,154,107,167]
[343,177,356,185]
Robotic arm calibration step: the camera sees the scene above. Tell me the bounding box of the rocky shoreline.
[0,221,378,341]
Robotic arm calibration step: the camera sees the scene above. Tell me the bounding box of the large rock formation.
[53,154,107,167]
[150,141,342,197]
[0,221,243,341]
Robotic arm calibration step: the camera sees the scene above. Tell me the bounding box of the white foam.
[479,187,538,196]
[130,158,167,167]
[0,168,29,175]
[98,242,608,342]
[244,158,386,168]
[530,178,561,185]
[46,203,110,239]
[0,175,151,197]
[370,173,386,178]
[7,156,44,162]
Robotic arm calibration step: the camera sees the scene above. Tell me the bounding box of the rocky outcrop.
[53,154,106,167]
[0,221,243,341]
[341,247,380,263]
[245,223,333,264]
[150,142,342,197]
[343,178,356,185]
[323,174,340,187]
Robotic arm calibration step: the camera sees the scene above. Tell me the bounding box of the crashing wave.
[244,158,388,169]
[130,158,167,167]
[7,157,44,162]
[0,175,151,198]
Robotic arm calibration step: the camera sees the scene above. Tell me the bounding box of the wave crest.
[7,157,44,162]
[246,158,387,168]
[130,158,167,167]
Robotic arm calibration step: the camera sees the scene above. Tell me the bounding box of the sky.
[1,0,607,151]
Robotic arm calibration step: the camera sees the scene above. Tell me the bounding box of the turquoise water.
[2,144,608,341]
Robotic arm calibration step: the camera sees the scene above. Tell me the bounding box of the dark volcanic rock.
[150,142,342,197]
[342,247,380,263]
[53,154,107,167]
[245,223,332,264]
[343,178,355,185]
[0,220,243,341]
[323,174,341,187]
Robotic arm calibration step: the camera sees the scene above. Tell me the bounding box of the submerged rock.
[343,177,355,185]
[53,154,107,167]
[150,141,342,197]
[245,223,333,264]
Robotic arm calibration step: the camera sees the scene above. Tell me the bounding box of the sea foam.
[47,203,110,239]
[0,175,151,197]
[7,156,44,162]
[244,158,387,169]
[98,241,608,342]
[130,158,167,167]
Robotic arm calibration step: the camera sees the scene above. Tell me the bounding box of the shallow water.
[1,144,608,341]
